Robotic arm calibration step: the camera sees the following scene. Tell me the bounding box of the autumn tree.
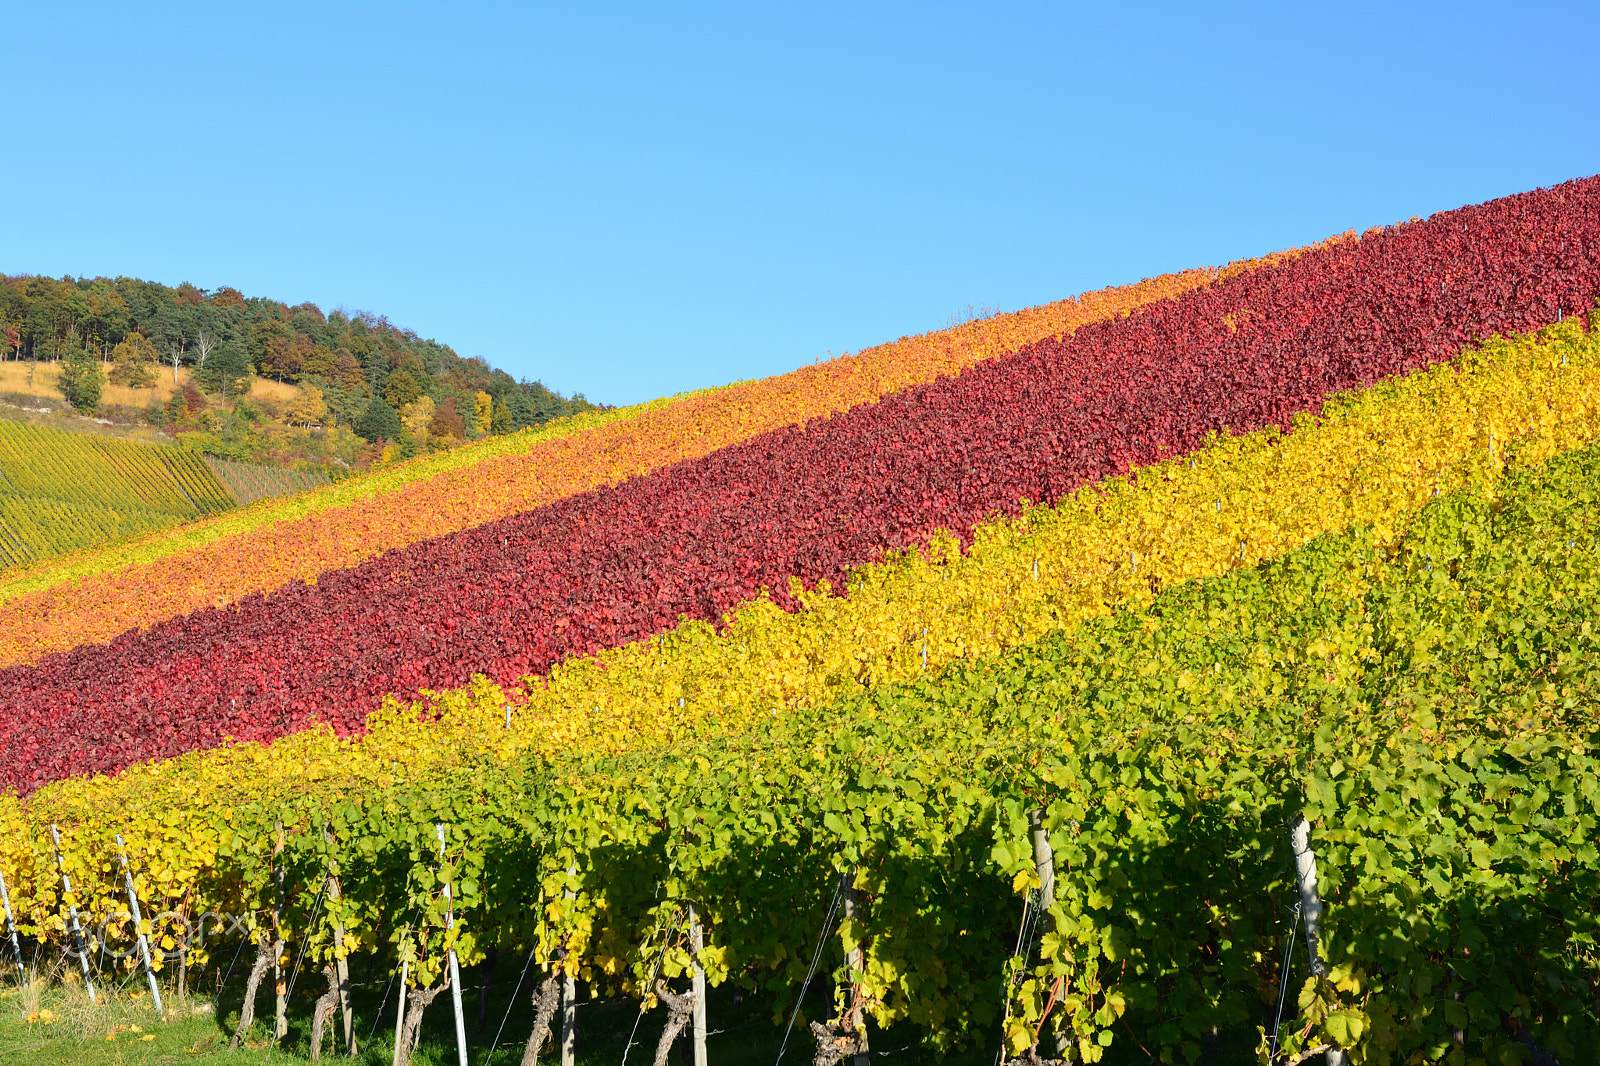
[108,334,160,387]
[400,396,435,442]
[468,391,490,436]
[384,368,423,410]
[281,383,328,427]
[331,351,365,391]
[301,344,338,380]
[251,319,301,382]
[428,396,466,441]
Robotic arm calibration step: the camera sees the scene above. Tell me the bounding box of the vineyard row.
[0,242,1307,663]
[2,170,1598,791]
[5,316,1600,795]
[0,418,232,518]
[4,442,1597,1061]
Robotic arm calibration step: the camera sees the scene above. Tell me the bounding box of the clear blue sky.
[3,3,1595,406]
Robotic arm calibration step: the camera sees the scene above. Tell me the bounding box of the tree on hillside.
[192,329,218,374]
[400,396,435,442]
[355,395,403,442]
[1,272,605,431]
[108,334,159,388]
[383,368,423,410]
[195,341,252,396]
[58,347,104,411]
[429,396,466,441]
[472,391,492,436]
[282,383,328,428]
[251,319,301,382]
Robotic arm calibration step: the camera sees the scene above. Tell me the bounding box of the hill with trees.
[0,273,601,473]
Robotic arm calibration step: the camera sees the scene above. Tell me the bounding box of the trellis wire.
[775,868,850,1066]
[479,946,537,1066]
[217,926,252,998]
[264,873,331,1063]
[357,903,423,1059]
[993,888,1046,1066]
[1266,901,1303,1062]
[620,908,685,1066]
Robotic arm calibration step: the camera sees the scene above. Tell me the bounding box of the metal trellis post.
[49,825,95,1003]
[114,834,164,1014]
[437,825,470,1066]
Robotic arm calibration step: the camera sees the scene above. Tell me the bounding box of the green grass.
[0,955,1265,1066]
[0,947,825,1066]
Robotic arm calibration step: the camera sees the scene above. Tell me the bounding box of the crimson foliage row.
[6,177,1600,795]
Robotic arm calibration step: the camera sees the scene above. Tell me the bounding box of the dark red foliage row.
[5,177,1600,796]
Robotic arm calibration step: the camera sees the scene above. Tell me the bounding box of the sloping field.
[0,242,1320,666]
[2,178,1597,1063]
[2,178,1594,793]
[7,430,1596,1062]
[0,418,234,568]
[201,456,329,506]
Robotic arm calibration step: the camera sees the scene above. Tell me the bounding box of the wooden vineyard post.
[0,862,25,978]
[1028,809,1055,912]
[1028,809,1059,1057]
[436,825,470,1066]
[114,834,164,1015]
[842,874,869,1066]
[49,825,95,1003]
[274,821,287,1042]
[323,826,355,1055]
[1289,815,1346,1066]
[562,863,577,1066]
[688,903,707,1066]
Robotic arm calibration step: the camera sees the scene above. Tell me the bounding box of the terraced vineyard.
[1,178,1597,1065]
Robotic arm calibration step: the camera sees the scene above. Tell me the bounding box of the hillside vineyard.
[1,178,1597,791]
[0,420,234,567]
[0,177,1596,1064]
[0,245,1301,665]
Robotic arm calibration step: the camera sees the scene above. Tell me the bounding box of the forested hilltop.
[0,273,600,474]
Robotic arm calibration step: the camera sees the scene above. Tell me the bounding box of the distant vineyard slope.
[0,417,236,568]
[202,456,327,506]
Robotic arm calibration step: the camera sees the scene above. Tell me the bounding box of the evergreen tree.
[355,395,404,442]
[58,347,105,411]
[194,340,252,396]
[503,389,537,430]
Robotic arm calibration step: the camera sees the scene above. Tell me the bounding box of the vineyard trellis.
[4,436,1599,1061]
[0,418,235,570]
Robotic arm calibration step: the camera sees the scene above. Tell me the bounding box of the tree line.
[0,274,602,443]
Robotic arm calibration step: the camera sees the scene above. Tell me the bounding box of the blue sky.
[2,3,1595,406]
